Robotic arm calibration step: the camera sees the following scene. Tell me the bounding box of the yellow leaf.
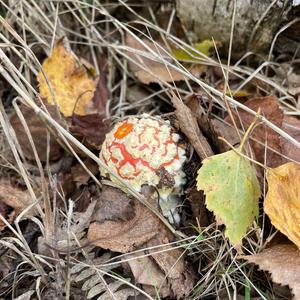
[264,162,300,249]
[171,40,217,61]
[37,39,97,116]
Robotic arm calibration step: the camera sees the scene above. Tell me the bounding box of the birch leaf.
[196,150,261,246]
[37,39,97,116]
[264,162,300,249]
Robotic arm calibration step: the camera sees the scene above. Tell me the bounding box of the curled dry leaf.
[88,186,160,253]
[264,162,300,249]
[10,104,63,161]
[125,253,171,298]
[88,186,194,298]
[37,38,98,117]
[171,95,213,160]
[240,244,300,300]
[125,34,206,84]
[226,95,300,167]
[0,179,34,231]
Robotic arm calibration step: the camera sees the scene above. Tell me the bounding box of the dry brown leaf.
[240,244,300,300]
[88,186,160,253]
[186,187,210,227]
[146,228,195,299]
[171,95,213,160]
[227,95,300,167]
[37,39,97,116]
[10,104,63,161]
[70,158,99,187]
[68,113,110,150]
[125,34,206,84]
[88,186,194,298]
[0,179,34,231]
[91,185,135,223]
[125,253,170,298]
[264,162,300,248]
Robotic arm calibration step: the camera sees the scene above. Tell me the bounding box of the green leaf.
[196,150,261,245]
[171,40,215,61]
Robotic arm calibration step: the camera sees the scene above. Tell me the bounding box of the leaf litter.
[1,3,300,300]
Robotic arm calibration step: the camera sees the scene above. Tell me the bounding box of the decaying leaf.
[227,95,300,167]
[125,34,206,84]
[125,253,170,298]
[87,186,160,253]
[240,244,300,300]
[171,95,213,160]
[186,187,210,227]
[0,179,34,231]
[197,150,261,246]
[146,232,195,299]
[88,186,194,298]
[264,162,300,249]
[68,113,110,150]
[37,39,98,116]
[10,104,63,161]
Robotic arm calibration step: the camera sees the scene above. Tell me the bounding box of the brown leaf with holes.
[171,95,213,160]
[10,104,64,161]
[125,34,206,84]
[240,244,300,300]
[226,95,300,167]
[264,162,300,248]
[0,180,34,231]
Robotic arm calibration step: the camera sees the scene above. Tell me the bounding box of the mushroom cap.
[100,115,186,200]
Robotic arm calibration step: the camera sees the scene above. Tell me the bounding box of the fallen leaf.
[197,150,261,246]
[88,187,160,253]
[37,38,98,116]
[91,185,135,223]
[70,158,99,186]
[125,34,206,84]
[88,186,195,298]
[240,244,300,300]
[68,113,110,150]
[280,116,300,162]
[171,95,213,160]
[186,187,210,227]
[0,179,34,231]
[125,253,170,298]
[10,104,63,161]
[146,231,195,299]
[226,95,300,167]
[171,40,215,61]
[264,162,300,249]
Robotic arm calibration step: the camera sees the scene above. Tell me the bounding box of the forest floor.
[0,1,299,300]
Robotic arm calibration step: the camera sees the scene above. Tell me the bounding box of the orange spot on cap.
[114,122,134,139]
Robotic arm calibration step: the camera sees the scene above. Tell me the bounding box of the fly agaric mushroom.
[99,115,186,224]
